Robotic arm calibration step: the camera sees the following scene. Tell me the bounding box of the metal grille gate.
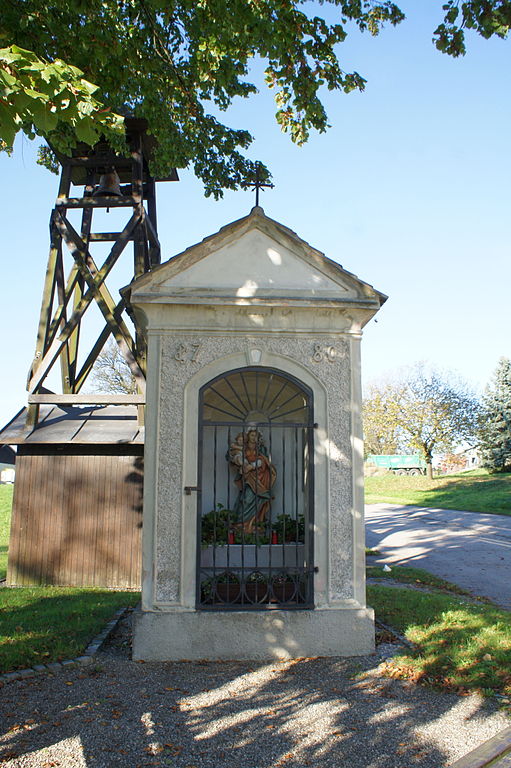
[197,367,314,609]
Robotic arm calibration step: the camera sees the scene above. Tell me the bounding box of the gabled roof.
[128,206,387,311]
[0,406,143,445]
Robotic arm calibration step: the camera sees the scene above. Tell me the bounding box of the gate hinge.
[184,486,199,495]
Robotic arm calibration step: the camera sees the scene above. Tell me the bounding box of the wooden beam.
[58,156,133,169]
[25,403,40,429]
[28,278,144,394]
[55,196,141,209]
[67,180,95,391]
[45,262,80,353]
[32,233,59,366]
[73,324,114,393]
[146,180,161,267]
[45,205,138,355]
[55,213,141,358]
[27,212,145,394]
[30,166,71,382]
[53,233,73,393]
[144,210,160,248]
[41,212,134,357]
[28,394,145,404]
[89,233,134,242]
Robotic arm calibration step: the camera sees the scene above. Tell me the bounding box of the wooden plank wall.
[7,445,143,589]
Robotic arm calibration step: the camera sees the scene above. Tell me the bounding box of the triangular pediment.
[129,207,386,308]
[159,227,354,299]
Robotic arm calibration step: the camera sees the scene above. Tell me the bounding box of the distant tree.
[478,357,511,473]
[89,340,137,395]
[362,383,400,457]
[363,365,480,479]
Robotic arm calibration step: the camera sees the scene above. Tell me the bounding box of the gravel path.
[0,612,509,768]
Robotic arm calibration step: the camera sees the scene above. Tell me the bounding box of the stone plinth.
[133,605,375,660]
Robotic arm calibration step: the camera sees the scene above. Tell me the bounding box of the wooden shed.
[0,405,143,588]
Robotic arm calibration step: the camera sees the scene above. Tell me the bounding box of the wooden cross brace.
[28,208,146,395]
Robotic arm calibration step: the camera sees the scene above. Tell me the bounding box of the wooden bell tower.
[0,119,178,589]
[26,117,177,425]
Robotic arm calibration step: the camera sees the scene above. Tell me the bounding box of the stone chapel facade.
[127,206,386,660]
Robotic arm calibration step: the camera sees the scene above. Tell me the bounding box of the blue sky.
[1,1,510,429]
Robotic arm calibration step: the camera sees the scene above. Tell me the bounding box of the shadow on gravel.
[0,616,507,768]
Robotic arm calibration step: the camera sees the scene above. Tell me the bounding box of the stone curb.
[0,606,129,686]
[449,726,511,768]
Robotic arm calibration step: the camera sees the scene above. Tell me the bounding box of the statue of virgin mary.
[228,429,277,533]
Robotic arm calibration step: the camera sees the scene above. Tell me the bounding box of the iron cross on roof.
[246,163,274,206]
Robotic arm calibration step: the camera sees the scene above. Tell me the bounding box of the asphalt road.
[365,504,511,611]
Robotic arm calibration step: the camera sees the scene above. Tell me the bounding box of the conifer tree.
[479,358,511,473]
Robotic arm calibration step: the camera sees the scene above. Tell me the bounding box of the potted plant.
[214,570,241,603]
[232,521,270,545]
[271,513,305,543]
[270,572,297,603]
[243,571,269,603]
[200,504,233,545]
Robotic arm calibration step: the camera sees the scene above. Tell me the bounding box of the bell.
[93,170,122,197]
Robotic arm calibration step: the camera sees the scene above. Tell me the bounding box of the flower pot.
[271,582,296,603]
[215,583,241,603]
[243,582,269,603]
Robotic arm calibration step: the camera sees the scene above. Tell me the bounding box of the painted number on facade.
[312,344,338,363]
[174,343,202,363]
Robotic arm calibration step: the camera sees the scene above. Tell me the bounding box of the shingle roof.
[0,405,144,445]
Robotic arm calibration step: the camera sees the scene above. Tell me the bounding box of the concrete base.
[132,606,375,661]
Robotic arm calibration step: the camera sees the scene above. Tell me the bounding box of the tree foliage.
[89,340,137,395]
[363,365,479,478]
[433,0,511,56]
[1,0,509,197]
[362,383,400,456]
[478,357,511,473]
[1,0,403,196]
[0,45,124,155]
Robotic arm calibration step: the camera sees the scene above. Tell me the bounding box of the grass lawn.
[365,468,511,516]
[367,565,477,597]
[368,567,511,699]
[1,481,509,697]
[0,587,140,673]
[0,484,13,580]
[1,565,508,703]
[0,486,141,674]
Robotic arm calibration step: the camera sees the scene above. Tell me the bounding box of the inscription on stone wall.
[312,344,338,363]
[174,342,202,363]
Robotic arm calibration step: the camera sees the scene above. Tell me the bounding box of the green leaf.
[0,103,19,148]
[0,69,18,90]
[75,116,99,145]
[31,103,59,132]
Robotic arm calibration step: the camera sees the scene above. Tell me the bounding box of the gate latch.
[184,486,199,495]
